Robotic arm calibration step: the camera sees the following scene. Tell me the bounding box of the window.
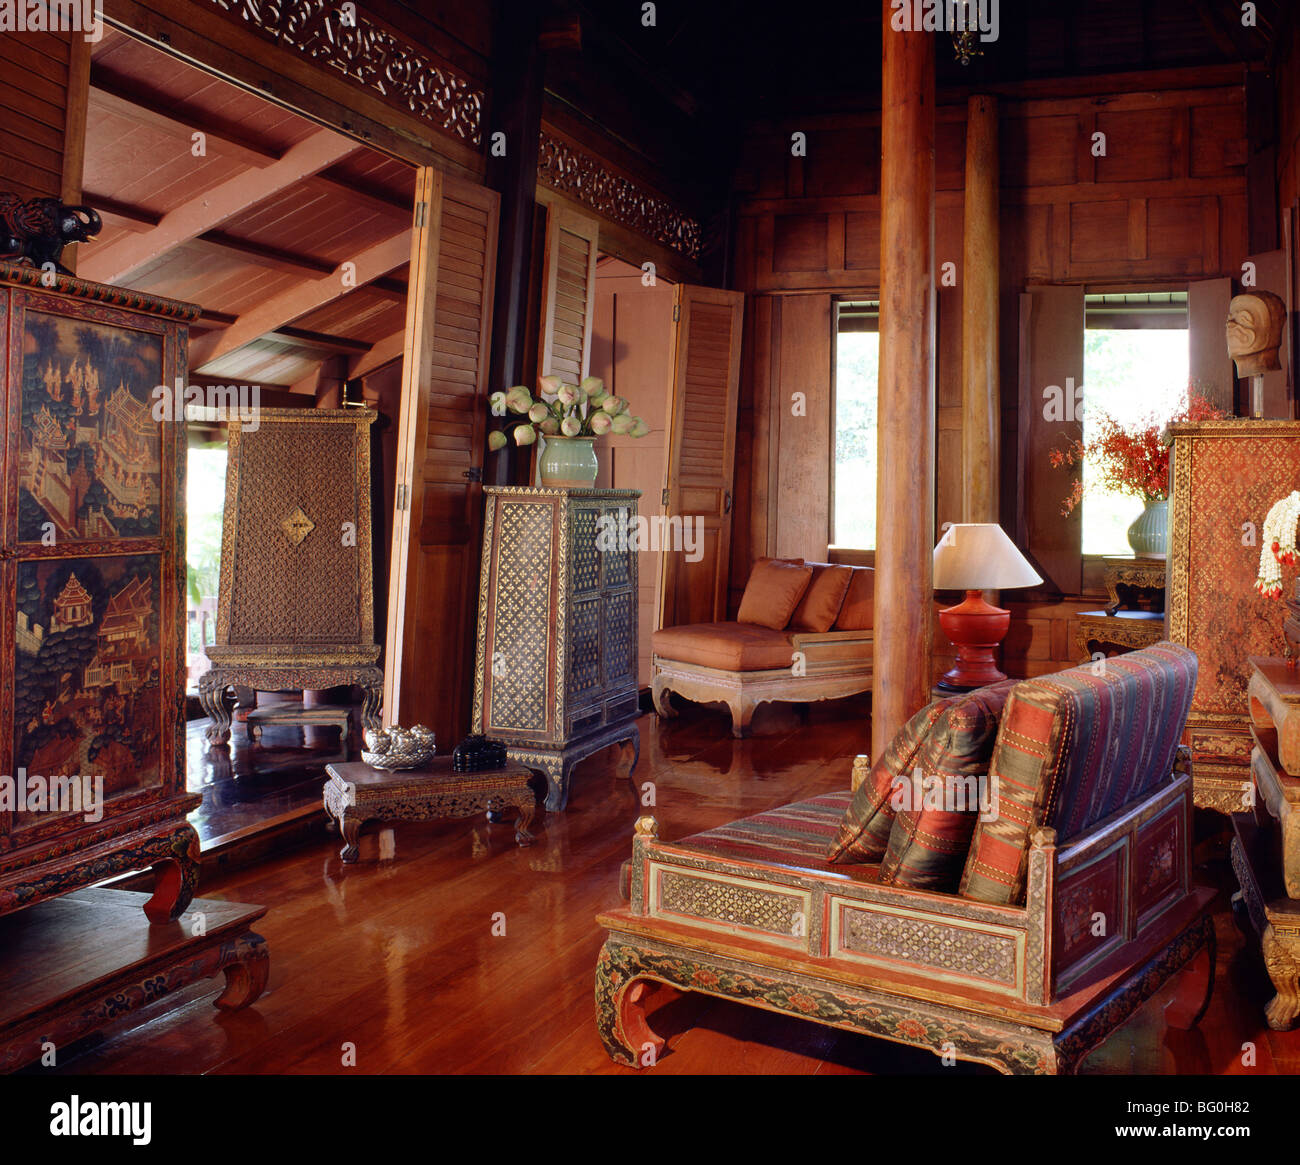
[833,301,879,551]
[1081,293,1189,556]
[186,430,226,690]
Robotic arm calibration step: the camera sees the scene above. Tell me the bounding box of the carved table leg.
[199,675,232,745]
[338,815,365,863]
[595,940,667,1068]
[214,933,270,1010]
[143,825,201,924]
[1262,924,1300,1031]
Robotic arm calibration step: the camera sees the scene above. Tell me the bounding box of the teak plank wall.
[732,80,1250,677]
[0,29,88,205]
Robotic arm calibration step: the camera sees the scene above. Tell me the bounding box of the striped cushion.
[880,680,1017,892]
[679,792,872,876]
[959,642,1198,905]
[826,700,951,864]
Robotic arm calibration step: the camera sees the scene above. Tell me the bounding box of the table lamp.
[933,523,1043,691]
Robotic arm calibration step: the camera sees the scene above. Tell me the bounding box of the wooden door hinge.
[672,304,680,322]
[414,201,428,228]
[396,483,409,511]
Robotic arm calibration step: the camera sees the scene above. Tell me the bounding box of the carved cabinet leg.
[143,826,201,924]
[214,934,270,1010]
[199,676,232,745]
[625,726,641,776]
[360,677,383,733]
[541,757,567,813]
[595,942,666,1068]
[1262,924,1300,1031]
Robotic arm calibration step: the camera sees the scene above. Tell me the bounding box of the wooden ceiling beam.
[189,230,412,371]
[348,329,407,379]
[78,129,360,286]
[190,232,336,278]
[268,327,372,356]
[83,192,161,232]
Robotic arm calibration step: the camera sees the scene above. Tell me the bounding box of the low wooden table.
[1075,609,1166,659]
[324,757,539,861]
[0,888,268,1072]
[246,701,352,745]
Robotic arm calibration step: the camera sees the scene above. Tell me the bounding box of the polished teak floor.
[33,698,1300,1074]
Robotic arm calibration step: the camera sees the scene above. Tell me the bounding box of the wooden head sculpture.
[1226,290,1287,377]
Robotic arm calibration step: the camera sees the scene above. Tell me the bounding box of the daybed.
[651,558,873,737]
[597,642,1215,1074]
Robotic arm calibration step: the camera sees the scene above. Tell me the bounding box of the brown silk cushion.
[826,699,952,864]
[834,568,875,631]
[878,681,1018,892]
[650,622,795,671]
[790,564,853,632]
[736,560,814,630]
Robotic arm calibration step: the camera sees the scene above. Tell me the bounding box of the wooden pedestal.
[0,888,269,1072]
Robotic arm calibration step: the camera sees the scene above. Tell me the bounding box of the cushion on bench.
[651,622,796,672]
[790,564,854,632]
[736,559,814,630]
[958,642,1198,906]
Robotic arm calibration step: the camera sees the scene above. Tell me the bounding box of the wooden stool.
[246,701,352,745]
[324,757,539,861]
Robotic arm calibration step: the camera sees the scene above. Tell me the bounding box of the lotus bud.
[505,386,533,414]
[580,376,605,397]
[610,413,635,435]
[487,430,508,451]
[589,390,609,409]
[489,391,507,414]
[628,417,650,439]
[602,395,628,415]
[538,374,562,396]
[512,423,537,446]
[557,383,579,406]
[589,411,613,435]
[528,402,550,424]
[539,417,560,435]
[560,416,582,437]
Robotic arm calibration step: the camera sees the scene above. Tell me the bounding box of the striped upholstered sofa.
[596,643,1216,1074]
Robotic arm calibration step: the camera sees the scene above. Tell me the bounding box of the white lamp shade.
[932,524,1043,591]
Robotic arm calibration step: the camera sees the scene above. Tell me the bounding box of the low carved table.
[1231,656,1300,1029]
[323,758,539,861]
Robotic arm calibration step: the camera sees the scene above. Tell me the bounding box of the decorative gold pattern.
[207,0,484,144]
[280,505,315,546]
[657,869,804,935]
[839,908,1019,984]
[487,501,554,733]
[537,132,703,260]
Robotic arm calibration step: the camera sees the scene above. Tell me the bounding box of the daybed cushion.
[737,559,814,630]
[833,567,875,631]
[789,564,854,633]
[958,642,1199,906]
[651,621,794,672]
[879,680,1017,892]
[825,698,951,864]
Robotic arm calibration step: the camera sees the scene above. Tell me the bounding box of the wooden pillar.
[872,6,935,762]
[962,94,999,524]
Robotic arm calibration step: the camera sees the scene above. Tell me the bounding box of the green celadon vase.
[539,436,598,488]
[1127,497,1168,557]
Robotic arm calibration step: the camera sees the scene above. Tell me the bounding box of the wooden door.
[1017,285,1083,596]
[384,169,500,744]
[537,205,599,383]
[657,285,745,629]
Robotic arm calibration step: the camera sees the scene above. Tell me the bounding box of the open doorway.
[589,255,675,687]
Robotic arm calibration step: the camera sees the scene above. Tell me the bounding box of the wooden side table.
[1075,556,1166,661]
[323,757,539,861]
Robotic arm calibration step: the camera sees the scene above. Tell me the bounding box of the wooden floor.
[39,697,1300,1075]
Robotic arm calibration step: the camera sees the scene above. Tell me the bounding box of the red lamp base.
[937,590,1011,691]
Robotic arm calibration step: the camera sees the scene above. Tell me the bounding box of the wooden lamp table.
[324,757,539,861]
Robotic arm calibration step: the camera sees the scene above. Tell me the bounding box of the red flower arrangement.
[1048,390,1225,516]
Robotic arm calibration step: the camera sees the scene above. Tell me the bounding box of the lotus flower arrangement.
[487,375,650,487]
[487,375,649,449]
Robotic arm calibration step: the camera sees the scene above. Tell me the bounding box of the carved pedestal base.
[1231,821,1300,1030]
[510,720,640,812]
[200,664,382,747]
[595,914,1214,1075]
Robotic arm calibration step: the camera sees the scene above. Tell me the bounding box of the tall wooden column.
[872,9,936,761]
[962,95,999,524]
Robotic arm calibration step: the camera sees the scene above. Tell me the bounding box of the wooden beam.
[190,232,335,278]
[78,129,359,285]
[189,228,412,370]
[267,327,372,355]
[348,329,407,379]
[84,192,162,231]
[962,94,999,525]
[872,1,935,763]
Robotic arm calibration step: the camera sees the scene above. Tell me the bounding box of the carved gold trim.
[536,131,703,261]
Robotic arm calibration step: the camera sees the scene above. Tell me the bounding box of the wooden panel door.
[538,205,599,382]
[385,169,500,745]
[657,285,745,629]
[1017,285,1083,596]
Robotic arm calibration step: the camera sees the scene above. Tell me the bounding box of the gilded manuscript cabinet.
[473,487,640,810]
[0,263,200,922]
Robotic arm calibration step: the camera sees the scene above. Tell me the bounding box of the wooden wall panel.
[0,30,77,201]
